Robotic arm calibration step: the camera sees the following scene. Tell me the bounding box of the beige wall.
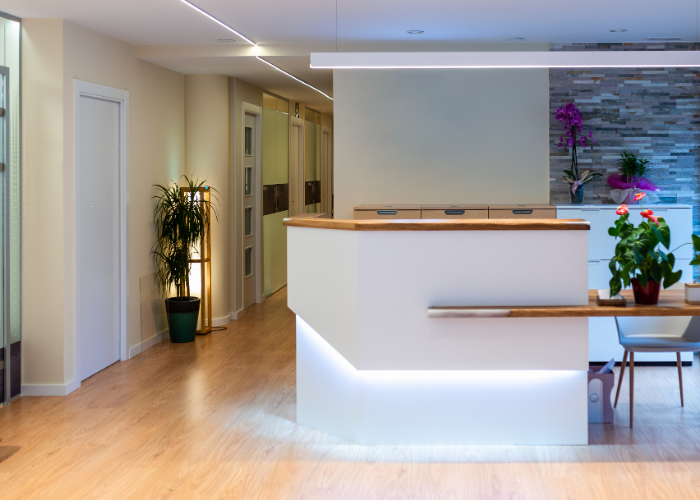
[230,78,263,316]
[22,19,185,388]
[333,68,549,219]
[185,75,229,321]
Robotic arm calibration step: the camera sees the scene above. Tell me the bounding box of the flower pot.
[569,185,584,204]
[165,297,200,343]
[631,278,660,305]
[685,283,700,304]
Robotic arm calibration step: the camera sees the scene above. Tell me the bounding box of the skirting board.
[213,316,231,327]
[230,308,246,321]
[21,378,81,397]
[129,331,167,359]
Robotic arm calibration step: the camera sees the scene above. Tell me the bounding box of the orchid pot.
[556,103,602,203]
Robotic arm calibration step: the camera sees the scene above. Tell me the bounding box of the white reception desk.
[286,217,592,446]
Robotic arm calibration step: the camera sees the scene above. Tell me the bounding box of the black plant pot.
[165,297,200,343]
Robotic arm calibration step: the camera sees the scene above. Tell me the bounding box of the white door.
[243,113,257,310]
[76,90,123,381]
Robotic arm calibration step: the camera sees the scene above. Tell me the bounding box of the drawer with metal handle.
[354,208,422,220]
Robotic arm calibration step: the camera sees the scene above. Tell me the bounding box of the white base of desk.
[297,316,588,446]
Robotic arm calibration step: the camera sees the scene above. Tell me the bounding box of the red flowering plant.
[556,103,603,199]
[608,192,682,299]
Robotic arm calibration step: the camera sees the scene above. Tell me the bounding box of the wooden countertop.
[428,290,700,318]
[283,218,590,231]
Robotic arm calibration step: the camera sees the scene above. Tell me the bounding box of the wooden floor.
[2,288,700,499]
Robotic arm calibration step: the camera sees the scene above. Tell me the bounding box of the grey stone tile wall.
[549,43,700,238]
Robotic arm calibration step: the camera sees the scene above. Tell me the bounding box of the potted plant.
[556,102,602,204]
[608,193,682,305]
[686,234,700,304]
[607,151,661,205]
[153,176,217,343]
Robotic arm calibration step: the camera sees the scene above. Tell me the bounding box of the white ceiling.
[5,0,700,112]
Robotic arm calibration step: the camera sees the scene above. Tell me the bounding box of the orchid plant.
[608,192,682,297]
[556,103,602,196]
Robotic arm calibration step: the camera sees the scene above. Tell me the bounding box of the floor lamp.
[182,186,212,335]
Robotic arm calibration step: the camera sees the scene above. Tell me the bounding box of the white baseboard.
[213,316,231,327]
[129,331,167,359]
[229,308,245,321]
[21,378,81,396]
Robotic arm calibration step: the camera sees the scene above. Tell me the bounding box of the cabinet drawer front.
[489,208,556,219]
[421,209,488,219]
[354,209,422,220]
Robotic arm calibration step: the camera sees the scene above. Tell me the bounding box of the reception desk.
[286,217,592,445]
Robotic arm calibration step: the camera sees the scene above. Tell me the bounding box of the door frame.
[73,80,130,382]
[0,65,10,404]
[290,116,304,216]
[240,102,263,306]
[321,126,333,217]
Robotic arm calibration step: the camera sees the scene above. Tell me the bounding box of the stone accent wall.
[549,43,700,235]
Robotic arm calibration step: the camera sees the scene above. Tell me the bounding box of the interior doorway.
[242,106,262,310]
[289,116,304,216]
[321,126,333,217]
[74,80,129,381]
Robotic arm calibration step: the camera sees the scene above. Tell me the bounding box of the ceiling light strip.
[256,56,334,100]
[180,0,257,46]
[311,51,700,69]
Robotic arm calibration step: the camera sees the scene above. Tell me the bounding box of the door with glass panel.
[243,114,257,310]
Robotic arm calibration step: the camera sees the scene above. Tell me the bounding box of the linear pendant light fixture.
[179,0,257,46]
[256,57,333,100]
[310,51,700,69]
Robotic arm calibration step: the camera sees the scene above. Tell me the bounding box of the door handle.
[377,210,398,215]
[512,209,533,215]
[589,260,601,264]
[444,210,465,215]
[582,209,600,212]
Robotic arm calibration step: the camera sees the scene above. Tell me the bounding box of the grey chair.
[613,316,700,428]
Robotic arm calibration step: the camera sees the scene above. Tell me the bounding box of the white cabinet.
[557,204,694,364]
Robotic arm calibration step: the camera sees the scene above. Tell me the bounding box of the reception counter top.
[284,217,590,231]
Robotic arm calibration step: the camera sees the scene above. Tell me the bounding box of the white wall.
[333,68,550,219]
[22,19,186,392]
[185,75,230,322]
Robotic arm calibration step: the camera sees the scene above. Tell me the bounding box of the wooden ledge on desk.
[283,218,591,231]
[428,290,700,318]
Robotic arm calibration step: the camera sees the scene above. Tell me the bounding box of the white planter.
[685,283,700,304]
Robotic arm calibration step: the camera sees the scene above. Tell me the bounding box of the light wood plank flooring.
[2,287,700,499]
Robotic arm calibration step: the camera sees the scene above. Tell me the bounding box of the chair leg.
[677,352,684,407]
[614,350,628,409]
[629,352,634,428]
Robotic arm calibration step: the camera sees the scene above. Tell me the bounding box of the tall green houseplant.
[153,176,217,343]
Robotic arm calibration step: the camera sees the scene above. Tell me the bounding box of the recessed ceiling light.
[508,37,525,42]
[180,0,257,46]
[609,29,628,33]
[646,37,683,41]
[217,39,236,43]
[406,30,424,35]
